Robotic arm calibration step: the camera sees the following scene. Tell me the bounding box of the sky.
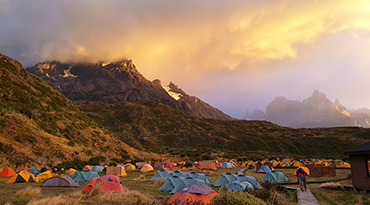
[1,0,370,118]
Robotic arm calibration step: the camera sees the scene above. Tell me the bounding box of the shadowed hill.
[0,53,167,169]
[77,100,370,160]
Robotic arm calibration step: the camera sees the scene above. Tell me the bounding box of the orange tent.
[0,167,16,177]
[140,164,154,173]
[82,175,125,193]
[293,167,310,175]
[167,183,218,205]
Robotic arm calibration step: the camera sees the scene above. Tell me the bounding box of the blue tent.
[233,175,263,190]
[150,170,171,181]
[213,173,236,187]
[169,171,187,177]
[73,171,100,182]
[159,176,183,192]
[227,180,254,191]
[221,162,234,169]
[262,172,289,183]
[170,177,197,194]
[186,172,212,185]
[257,165,272,173]
[91,166,104,173]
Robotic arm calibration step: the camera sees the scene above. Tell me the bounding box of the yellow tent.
[339,162,351,168]
[66,168,77,176]
[36,170,54,181]
[272,161,280,167]
[293,167,310,175]
[7,171,37,184]
[291,161,301,167]
[125,164,136,171]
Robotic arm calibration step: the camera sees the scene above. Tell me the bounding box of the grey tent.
[42,175,80,187]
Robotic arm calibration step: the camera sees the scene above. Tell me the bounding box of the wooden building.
[345,141,370,191]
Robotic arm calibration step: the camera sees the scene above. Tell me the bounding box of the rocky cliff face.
[164,82,233,120]
[244,90,370,128]
[27,61,232,120]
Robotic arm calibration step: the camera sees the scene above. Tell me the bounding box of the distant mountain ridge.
[27,61,232,120]
[244,90,370,128]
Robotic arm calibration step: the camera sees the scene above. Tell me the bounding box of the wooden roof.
[345,141,370,155]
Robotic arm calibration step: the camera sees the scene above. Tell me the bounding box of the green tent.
[262,172,289,183]
[73,171,100,182]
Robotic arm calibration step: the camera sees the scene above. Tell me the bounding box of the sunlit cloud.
[1,0,370,117]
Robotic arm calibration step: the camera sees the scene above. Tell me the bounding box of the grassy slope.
[77,100,370,160]
[0,53,168,169]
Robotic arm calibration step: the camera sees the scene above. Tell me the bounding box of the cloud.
[1,0,370,117]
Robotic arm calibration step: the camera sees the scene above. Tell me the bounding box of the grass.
[0,167,369,204]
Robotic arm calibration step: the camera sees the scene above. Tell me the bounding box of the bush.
[212,191,266,205]
[251,182,286,205]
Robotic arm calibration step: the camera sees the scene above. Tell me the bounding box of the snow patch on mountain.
[63,66,77,78]
[164,86,182,100]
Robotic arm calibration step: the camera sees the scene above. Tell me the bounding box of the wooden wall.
[349,154,370,190]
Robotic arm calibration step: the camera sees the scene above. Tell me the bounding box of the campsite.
[0,160,369,205]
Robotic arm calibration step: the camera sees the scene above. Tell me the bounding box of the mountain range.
[27,61,232,120]
[2,52,370,169]
[244,90,370,128]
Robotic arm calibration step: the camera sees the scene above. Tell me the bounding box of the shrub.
[212,191,266,205]
[251,182,286,205]
[0,118,7,127]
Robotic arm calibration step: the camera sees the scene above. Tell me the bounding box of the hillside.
[0,53,168,169]
[27,61,232,120]
[77,100,370,160]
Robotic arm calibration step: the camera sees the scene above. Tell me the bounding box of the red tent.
[215,163,222,168]
[165,163,174,168]
[82,175,125,193]
[167,183,218,205]
[0,167,16,177]
[20,167,29,172]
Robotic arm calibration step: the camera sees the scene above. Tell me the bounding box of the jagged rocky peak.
[152,79,162,87]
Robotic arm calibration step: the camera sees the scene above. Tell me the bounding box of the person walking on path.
[298,168,307,191]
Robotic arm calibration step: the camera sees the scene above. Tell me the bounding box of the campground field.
[0,167,370,205]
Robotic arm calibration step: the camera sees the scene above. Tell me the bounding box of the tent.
[290,161,302,167]
[167,183,218,205]
[169,171,187,177]
[20,167,29,172]
[7,171,37,184]
[150,170,171,181]
[227,180,254,191]
[71,170,81,180]
[82,175,125,193]
[66,168,77,176]
[277,161,290,167]
[221,162,234,169]
[233,175,263,190]
[36,170,54,181]
[186,172,212,185]
[293,167,310,176]
[73,171,100,182]
[262,172,289,183]
[83,165,93,171]
[170,177,209,194]
[106,167,127,177]
[159,176,183,192]
[213,173,236,187]
[42,175,80,187]
[29,168,39,175]
[0,167,16,177]
[140,164,154,173]
[338,162,351,169]
[257,165,272,173]
[215,162,222,168]
[124,164,136,171]
[165,163,174,168]
[199,161,217,171]
[91,165,104,173]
